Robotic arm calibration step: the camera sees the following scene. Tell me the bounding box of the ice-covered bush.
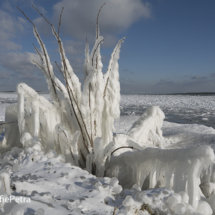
[5,5,125,172]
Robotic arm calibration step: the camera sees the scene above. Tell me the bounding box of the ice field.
[1,93,215,214]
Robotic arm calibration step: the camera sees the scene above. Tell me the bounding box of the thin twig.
[0,121,17,126]
[32,43,42,60]
[113,204,123,215]
[18,6,58,97]
[103,77,109,98]
[113,207,117,215]
[95,3,105,71]
[32,5,52,25]
[61,129,75,161]
[80,149,86,163]
[55,61,65,79]
[96,3,106,39]
[92,39,104,67]
[66,73,90,153]
[94,120,96,136]
[111,146,138,156]
[32,60,63,93]
[58,7,64,37]
[69,147,75,161]
[17,7,35,26]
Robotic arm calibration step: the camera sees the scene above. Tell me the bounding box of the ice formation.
[107,145,215,209]
[0,6,125,174]
[127,106,165,148]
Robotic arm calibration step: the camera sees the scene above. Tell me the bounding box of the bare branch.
[17,7,35,27]
[58,7,64,37]
[96,3,106,39]
[55,61,65,79]
[32,5,52,26]
[112,205,123,215]
[92,39,104,67]
[111,146,138,156]
[103,77,109,98]
[0,121,17,126]
[32,43,43,60]
[18,6,58,97]
[94,120,96,136]
[31,6,90,153]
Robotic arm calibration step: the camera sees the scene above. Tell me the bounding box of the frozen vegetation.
[0,5,215,215]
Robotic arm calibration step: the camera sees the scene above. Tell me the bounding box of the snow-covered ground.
[1,93,215,214]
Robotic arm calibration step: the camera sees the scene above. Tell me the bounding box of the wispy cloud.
[0,9,26,51]
[190,75,207,80]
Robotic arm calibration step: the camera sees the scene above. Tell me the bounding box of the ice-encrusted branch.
[32,5,92,153]
[17,7,59,103]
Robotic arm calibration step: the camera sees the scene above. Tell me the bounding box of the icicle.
[69,130,80,166]
[86,154,93,173]
[32,100,39,138]
[17,84,25,135]
[0,170,11,195]
[107,145,215,209]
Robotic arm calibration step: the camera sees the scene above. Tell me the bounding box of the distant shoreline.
[121,92,215,96]
[0,91,49,94]
[1,91,215,96]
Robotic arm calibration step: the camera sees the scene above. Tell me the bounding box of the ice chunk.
[107,145,215,209]
[196,201,212,215]
[127,106,165,148]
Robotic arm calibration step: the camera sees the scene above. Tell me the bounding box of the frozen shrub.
[8,5,125,173]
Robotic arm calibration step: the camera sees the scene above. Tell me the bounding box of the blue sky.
[0,0,215,94]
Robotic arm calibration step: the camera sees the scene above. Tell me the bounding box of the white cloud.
[0,9,27,51]
[34,0,152,46]
[63,40,84,55]
[0,52,40,76]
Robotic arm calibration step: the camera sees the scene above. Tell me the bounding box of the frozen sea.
[120,94,215,128]
[2,92,215,150]
[1,93,215,128]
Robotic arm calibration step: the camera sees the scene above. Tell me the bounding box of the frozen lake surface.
[120,94,215,128]
[1,93,215,128]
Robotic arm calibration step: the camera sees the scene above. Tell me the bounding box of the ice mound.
[127,106,165,148]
